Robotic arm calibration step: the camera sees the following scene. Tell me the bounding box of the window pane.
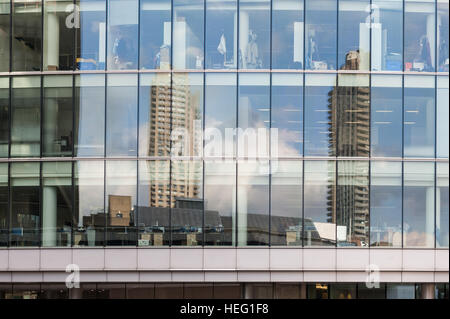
[106,74,138,157]
[10,162,40,247]
[0,164,7,247]
[204,160,235,246]
[304,161,336,246]
[140,0,171,70]
[43,76,73,157]
[43,0,74,70]
[437,162,449,248]
[330,284,356,299]
[0,0,10,71]
[12,0,42,71]
[170,160,203,246]
[387,284,415,299]
[305,0,337,70]
[105,160,137,246]
[272,0,304,69]
[404,0,435,72]
[403,162,435,248]
[107,0,138,70]
[172,73,203,158]
[437,76,449,158]
[335,74,370,157]
[336,160,369,247]
[74,161,105,246]
[304,74,336,156]
[238,160,269,246]
[205,73,237,158]
[338,0,370,70]
[42,162,72,247]
[438,0,449,71]
[11,76,41,157]
[271,161,302,246]
[371,0,403,71]
[271,74,303,157]
[76,0,106,70]
[370,161,402,247]
[173,0,204,70]
[371,75,402,157]
[357,283,386,299]
[137,160,170,246]
[205,0,237,69]
[404,75,435,158]
[74,74,105,157]
[239,0,270,69]
[0,78,9,157]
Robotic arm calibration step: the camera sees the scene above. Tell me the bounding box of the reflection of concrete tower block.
[294,22,304,63]
[174,21,186,69]
[371,23,382,70]
[359,23,370,70]
[44,12,60,70]
[239,12,249,68]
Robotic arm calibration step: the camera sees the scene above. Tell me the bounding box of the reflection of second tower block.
[109,195,132,226]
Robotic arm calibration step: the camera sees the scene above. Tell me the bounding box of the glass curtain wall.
[0,0,10,72]
[0,77,8,157]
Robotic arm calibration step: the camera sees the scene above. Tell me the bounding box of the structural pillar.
[425,186,435,247]
[42,186,57,247]
[420,283,435,299]
[44,11,60,70]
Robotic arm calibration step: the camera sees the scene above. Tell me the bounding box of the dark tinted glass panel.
[0,78,8,157]
[357,283,386,299]
[330,284,356,299]
[0,164,7,247]
[74,74,105,157]
[305,0,337,70]
[12,0,42,71]
[0,0,10,71]
[10,162,40,247]
[307,284,329,299]
[370,161,402,247]
[75,0,106,70]
[140,0,171,70]
[437,162,449,248]
[11,76,41,157]
[43,76,73,157]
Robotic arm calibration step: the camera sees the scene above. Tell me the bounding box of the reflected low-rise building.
[0,0,448,299]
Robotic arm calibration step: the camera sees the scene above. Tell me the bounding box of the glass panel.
[42,162,72,247]
[274,283,301,299]
[11,76,41,157]
[75,0,106,70]
[11,284,41,299]
[107,0,138,70]
[140,0,171,70]
[304,74,337,156]
[74,74,105,157]
[213,284,241,299]
[173,0,204,70]
[126,284,155,299]
[307,284,329,299]
[204,73,237,158]
[386,284,415,299]
[270,160,302,246]
[170,160,203,246]
[0,77,9,157]
[371,0,403,71]
[184,284,213,299]
[357,284,386,299]
[74,161,105,247]
[403,161,435,248]
[271,74,303,157]
[404,0,435,72]
[305,0,337,70]
[238,73,270,158]
[0,0,10,71]
[370,161,402,247]
[43,0,74,71]
[0,164,7,247]
[330,284,356,299]
[154,284,183,299]
[272,0,304,69]
[237,160,269,246]
[239,0,270,69]
[137,160,170,246]
[437,162,449,248]
[438,0,449,71]
[10,162,40,247]
[336,160,369,247]
[205,0,237,69]
[96,284,126,299]
[437,76,449,158]
[371,75,402,157]
[139,73,171,157]
[335,74,370,157]
[43,76,73,157]
[106,74,138,157]
[204,160,235,246]
[12,0,42,71]
[404,75,435,158]
[171,73,203,158]
[338,0,370,70]
[105,161,137,246]
[303,161,336,246]
[39,284,68,299]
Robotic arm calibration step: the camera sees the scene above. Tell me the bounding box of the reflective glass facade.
[0,0,448,251]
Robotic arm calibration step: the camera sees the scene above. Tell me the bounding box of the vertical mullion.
[235,0,239,247]
[268,0,273,247]
[202,0,206,247]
